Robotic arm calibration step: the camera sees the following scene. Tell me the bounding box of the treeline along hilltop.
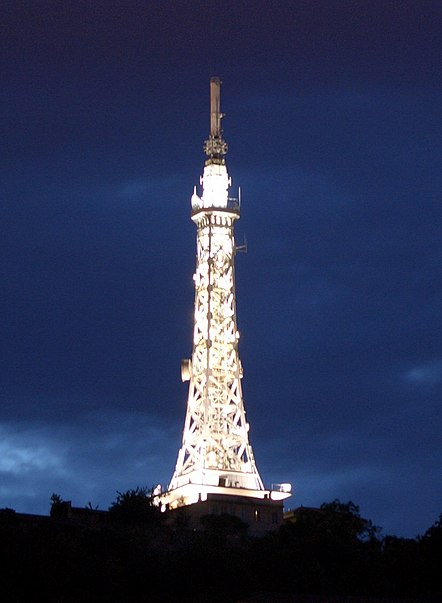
[1,489,441,602]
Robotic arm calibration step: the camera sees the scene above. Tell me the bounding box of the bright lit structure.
[160,78,291,513]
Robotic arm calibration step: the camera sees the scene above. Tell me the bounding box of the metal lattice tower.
[161,78,291,510]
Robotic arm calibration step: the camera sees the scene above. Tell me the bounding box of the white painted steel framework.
[161,78,291,510]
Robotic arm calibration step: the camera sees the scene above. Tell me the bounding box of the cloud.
[118,179,149,199]
[405,359,442,386]
[117,176,189,202]
[0,425,67,476]
[0,412,179,515]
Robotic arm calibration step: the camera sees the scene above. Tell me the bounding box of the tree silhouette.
[108,486,161,525]
[318,499,381,543]
[49,493,71,518]
[419,512,442,598]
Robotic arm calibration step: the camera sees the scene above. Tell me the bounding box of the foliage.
[278,500,380,546]
[0,507,16,516]
[1,495,441,601]
[318,499,381,542]
[49,493,70,518]
[50,493,63,507]
[0,508,17,527]
[85,501,99,510]
[419,512,442,598]
[251,500,383,596]
[108,486,161,525]
[422,511,442,544]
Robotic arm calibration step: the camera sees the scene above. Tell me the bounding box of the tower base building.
[164,493,285,537]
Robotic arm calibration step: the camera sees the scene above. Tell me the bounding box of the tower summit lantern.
[160,78,291,530]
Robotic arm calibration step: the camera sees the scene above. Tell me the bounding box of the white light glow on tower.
[161,78,291,510]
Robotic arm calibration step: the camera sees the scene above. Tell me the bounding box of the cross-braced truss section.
[169,208,264,496]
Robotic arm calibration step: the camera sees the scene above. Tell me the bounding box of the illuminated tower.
[161,78,291,524]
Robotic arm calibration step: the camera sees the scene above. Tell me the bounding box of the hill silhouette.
[1,494,440,602]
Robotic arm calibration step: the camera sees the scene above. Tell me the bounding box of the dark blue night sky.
[1,0,441,537]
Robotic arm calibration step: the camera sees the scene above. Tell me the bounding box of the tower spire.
[160,79,291,528]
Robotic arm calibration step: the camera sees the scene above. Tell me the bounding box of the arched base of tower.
[161,491,288,537]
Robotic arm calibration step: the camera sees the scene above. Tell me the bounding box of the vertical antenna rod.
[210,76,222,138]
[204,76,228,160]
